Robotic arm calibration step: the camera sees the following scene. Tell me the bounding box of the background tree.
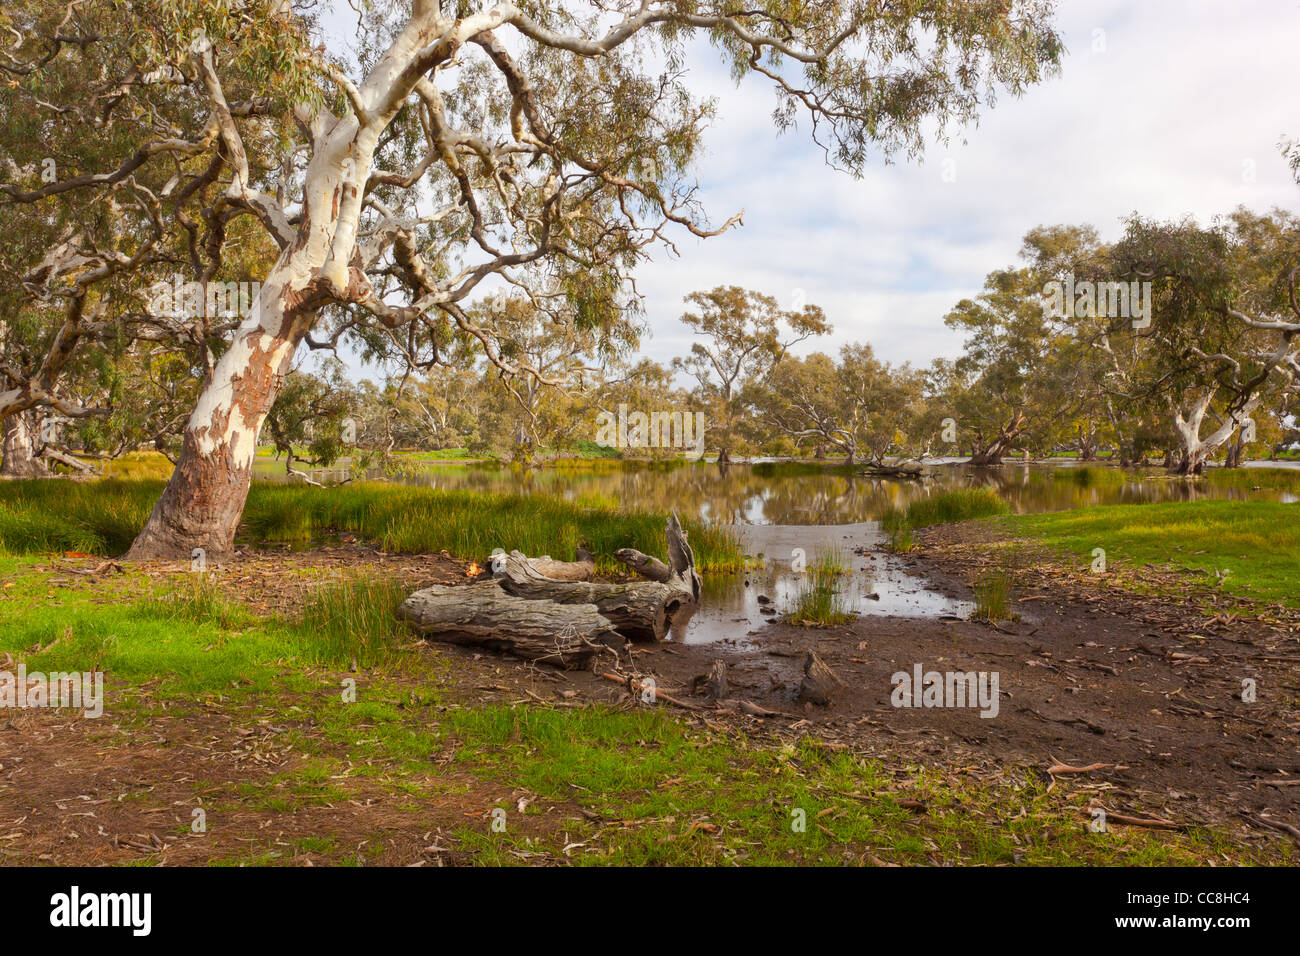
[1105,212,1299,473]
[263,362,364,484]
[675,286,830,463]
[937,228,1089,464]
[0,0,1063,556]
[756,344,924,465]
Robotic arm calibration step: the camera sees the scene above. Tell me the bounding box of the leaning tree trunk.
[0,409,48,478]
[969,410,1026,466]
[125,277,318,559]
[125,120,375,560]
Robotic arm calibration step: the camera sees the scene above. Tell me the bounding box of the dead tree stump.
[798,651,845,705]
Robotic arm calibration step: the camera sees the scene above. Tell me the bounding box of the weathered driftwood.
[401,516,703,666]
[398,581,620,668]
[615,514,702,600]
[613,549,673,582]
[706,659,728,699]
[492,547,595,581]
[798,651,846,705]
[498,552,693,642]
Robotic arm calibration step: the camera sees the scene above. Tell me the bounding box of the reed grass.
[785,546,854,626]
[298,573,412,666]
[0,478,745,573]
[882,488,1009,530]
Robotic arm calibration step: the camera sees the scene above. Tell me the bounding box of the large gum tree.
[1,0,1063,558]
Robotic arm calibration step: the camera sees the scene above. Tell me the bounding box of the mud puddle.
[682,522,974,645]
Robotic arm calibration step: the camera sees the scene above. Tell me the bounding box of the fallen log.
[859,458,930,478]
[398,581,621,668]
[492,547,595,581]
[498,552,693,642]
[400,516,702,665]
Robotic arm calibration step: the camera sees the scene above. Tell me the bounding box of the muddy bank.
[479,520,1300,840]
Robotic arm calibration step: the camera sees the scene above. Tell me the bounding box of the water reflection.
[254,458,1300,524]
[683,523,975,645]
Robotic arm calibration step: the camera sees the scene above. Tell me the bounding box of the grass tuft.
[898,488,1009,528]
[298,573,412,666]
[785,546,854,626]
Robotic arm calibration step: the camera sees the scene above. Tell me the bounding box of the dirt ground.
[607,523,1300,837]
[3,526,1299,864]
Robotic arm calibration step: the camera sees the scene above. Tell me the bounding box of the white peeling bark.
[1171,390,1258,475]
[0,409,48,478]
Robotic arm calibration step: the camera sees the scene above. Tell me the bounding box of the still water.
[256,456,1300,524]
[255,458,1298,643]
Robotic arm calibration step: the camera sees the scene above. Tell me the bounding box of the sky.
[327,1,1300,380]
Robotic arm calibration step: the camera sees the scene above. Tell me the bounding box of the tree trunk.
[499,551,693,642]
[125,289,314,559]
[401,516,703,662]
[1169,393,1258,478]
[969,410,1026,466]
[0,410,48,478]
[126,126,370,559]
[798,651,845,705]
[1224,436,1244,469]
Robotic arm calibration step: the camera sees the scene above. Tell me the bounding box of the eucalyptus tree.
[757,344,924,465]
[938,227,1092,464]
[479,289,632,461]
[2,0,1063,556]
[262,362,364,483]
[674,285,831,462]
[1105,211,1300,474]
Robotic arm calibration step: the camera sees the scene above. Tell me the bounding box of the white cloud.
[634,0,1300,370]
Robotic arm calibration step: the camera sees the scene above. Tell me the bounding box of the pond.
[254,457,1299,644]
[255,456,1300,525]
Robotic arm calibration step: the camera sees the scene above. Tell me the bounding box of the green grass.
[785,547,854,626]
[96,451,176,480]
[881,487,1009,532]
[0,549,1286,865]
[971,568,1015,623]
[1009,499,1300,605]
[883,520,917,553]
[0,479,745,573]
[431,702,1260,866]
[567,439,623,459]
[0,557,425,697]
[298,573,412,666]
[1202,465,1300,494]
[1050,465,1129,488]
